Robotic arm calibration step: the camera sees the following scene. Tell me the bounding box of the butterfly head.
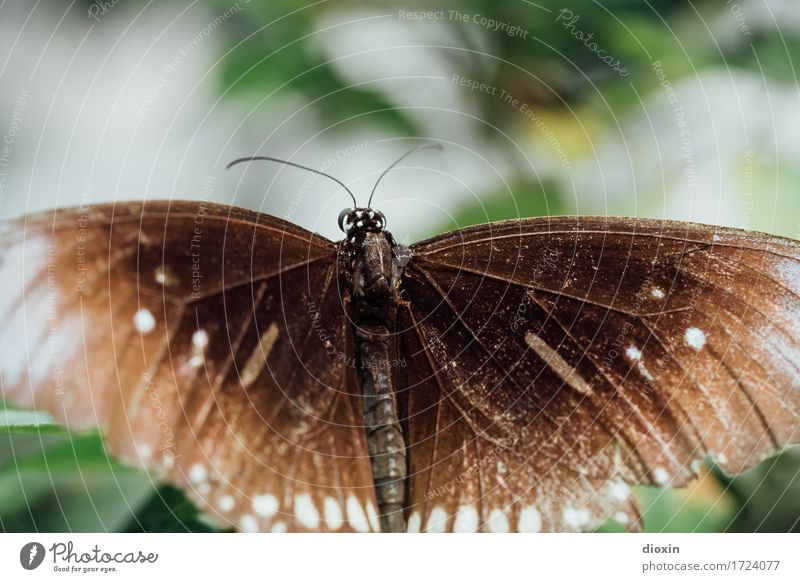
[338,207,386,235]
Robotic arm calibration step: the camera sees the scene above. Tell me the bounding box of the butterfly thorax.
[341,219,409,533]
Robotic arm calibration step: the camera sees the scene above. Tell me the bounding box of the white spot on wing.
[487,508,509,533]
[525,331,592,395]
[241,322,280,388]
[653,467,670,485]
[406,511,421,533]
[346,496,369,532]
[188,355,204,369]
[609,480,630,501]
[323,497,344,530]
[219,495,235,512]
[155,267,167,285]
[623,346,655,381]
[188,464,207,484]
[366,501,380,532]
[637,362,655,382]
[563,506,591,529]
[192,330,209,350]
[138,444,153,460]
[518,506,542,532]
[426,506,448,533]
[613,511,629,525]
[684,327,706,350]
[270,521,287,533]
[189,330,210,369]
[239,515,259,533]
[453,505,479,533]
[626,347,642,361]
[650,287,665,299]
[252,494,279,518]
[133,308,156,334]
[294,493,320,529]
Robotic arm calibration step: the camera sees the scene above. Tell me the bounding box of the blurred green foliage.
[203,0,800,138]
[0,406,218,533]
[212,0,417,134]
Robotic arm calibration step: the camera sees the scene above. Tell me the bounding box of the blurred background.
[1,0,799,532]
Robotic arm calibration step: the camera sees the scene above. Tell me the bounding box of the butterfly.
[1,144,799,533]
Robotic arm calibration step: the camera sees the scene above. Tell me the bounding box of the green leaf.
[0,408,67,435]
[0,432,159,531]
[125,486,226,533]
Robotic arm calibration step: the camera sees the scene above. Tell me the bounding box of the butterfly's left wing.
[398,216,800,532]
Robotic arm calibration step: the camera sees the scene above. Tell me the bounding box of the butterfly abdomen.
[347,230,408,533]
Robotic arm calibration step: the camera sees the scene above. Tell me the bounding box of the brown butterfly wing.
[0,201,379,532]
[399,216,800,532]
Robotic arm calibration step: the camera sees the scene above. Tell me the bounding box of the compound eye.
[337,208,355,232]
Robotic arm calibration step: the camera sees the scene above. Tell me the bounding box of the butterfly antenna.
[226,155,357,207]
[367,142,443,208]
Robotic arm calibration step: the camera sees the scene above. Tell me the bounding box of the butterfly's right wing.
[0,201,379,532]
